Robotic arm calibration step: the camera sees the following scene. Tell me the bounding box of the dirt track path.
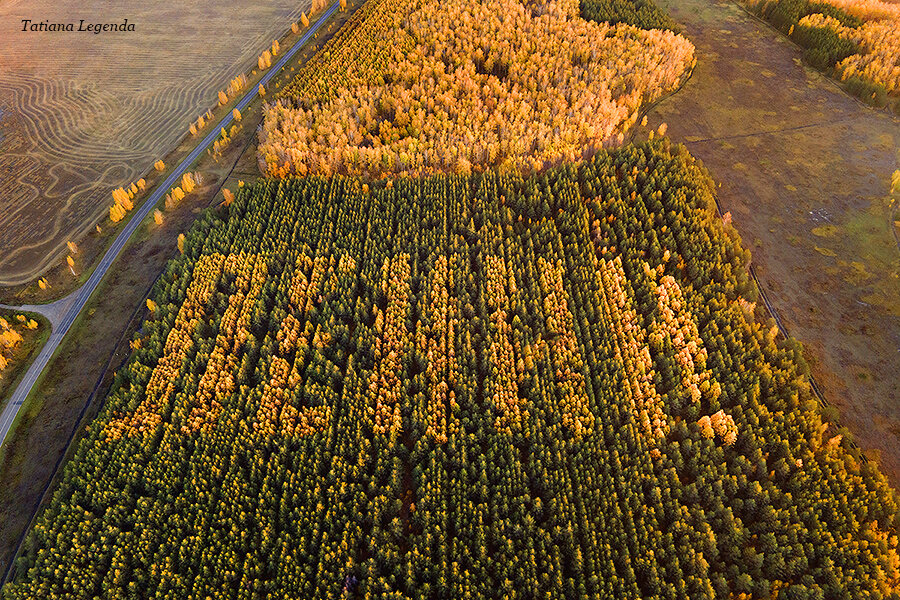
[648,0,900,481]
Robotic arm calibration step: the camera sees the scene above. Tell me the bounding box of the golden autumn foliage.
[821,0,900,21]
[222,188,235,206]
[797,1,900,93]
[484,253,528,433]
[165,177,196,211]
[103,254,227,441]
[597,256,667,440]
[110,203,127,223]
[649,272,717,406]
[260,0,694,178]
[218,90,228,105]
[227,74,248,97]
[146,299,157,312]
[177,233,186,254]
[154,160,166,172]
[258,49,273,70]
[112,187,133,211]
[418,255,457,443]
[292,21,300,34]
[0,321,22,341]
[254,253,334,440]
[538,257,592,436]
[0,317,26,378]
[259,83,266,97]
[181,172,197,194]
[153,209,164,225]
[232,108,242,122]
[301,12,310,27]
[370,254,412,440]
[697,411,738,446]
[278,0,413,105]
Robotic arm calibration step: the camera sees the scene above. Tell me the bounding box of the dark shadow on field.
[647,0,900,482]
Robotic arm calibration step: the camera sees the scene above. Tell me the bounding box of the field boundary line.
[682,114,864,144]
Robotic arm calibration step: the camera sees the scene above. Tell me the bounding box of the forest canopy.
[259,0,694,179]
[4,141,899,599]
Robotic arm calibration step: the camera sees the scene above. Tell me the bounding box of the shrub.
[844,75,890,106]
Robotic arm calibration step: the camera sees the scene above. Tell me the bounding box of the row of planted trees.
[6,139,898,600]
[102,0,321,231]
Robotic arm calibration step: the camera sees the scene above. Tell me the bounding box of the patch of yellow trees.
[165,172,201,210]
[797,0,900,93]
[259,0,695,178]
[0,315,34,376]
[109,178,145,223]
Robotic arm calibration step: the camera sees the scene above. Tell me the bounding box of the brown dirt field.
[647,0,900,483]
[0,0,317,286]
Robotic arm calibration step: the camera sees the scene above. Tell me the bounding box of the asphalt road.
[0,0,340,451]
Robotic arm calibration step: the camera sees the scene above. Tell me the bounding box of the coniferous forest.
[6,141,899,599]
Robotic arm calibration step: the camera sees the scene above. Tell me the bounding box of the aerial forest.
[3,0,899,598]
[5,141,899,599]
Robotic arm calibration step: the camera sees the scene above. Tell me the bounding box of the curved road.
[0,0,340,451]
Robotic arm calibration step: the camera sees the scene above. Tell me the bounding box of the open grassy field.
[647,0,900,482]
[0,0,314,286]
